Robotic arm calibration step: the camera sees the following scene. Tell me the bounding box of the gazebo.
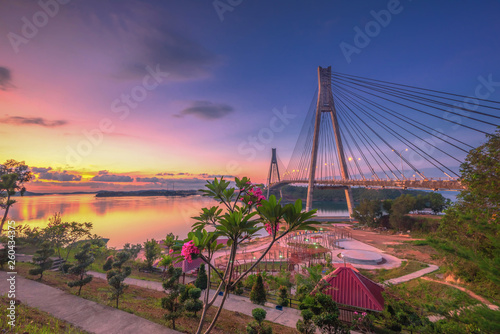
[315,266,385,322]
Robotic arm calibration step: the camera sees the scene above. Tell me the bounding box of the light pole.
[392,148,408,180]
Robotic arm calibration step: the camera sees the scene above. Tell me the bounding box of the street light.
[392,148,408,180]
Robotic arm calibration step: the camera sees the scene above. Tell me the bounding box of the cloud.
[176,101,234,120]
[32,167,53,173]
[123,30,217,81]
[1,116,68,127]
[136,177,169,183]
[156,172,174,176]
[38,170,82,182]
[91,174,133,182]
[0,67,13,90]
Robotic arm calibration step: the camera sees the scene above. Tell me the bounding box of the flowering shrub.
[181,240,200,263]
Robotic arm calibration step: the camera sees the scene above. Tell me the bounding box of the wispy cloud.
[175,101,234,120]
[1,116,68,127]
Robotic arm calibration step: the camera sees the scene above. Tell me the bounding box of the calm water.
[9,194,348,247]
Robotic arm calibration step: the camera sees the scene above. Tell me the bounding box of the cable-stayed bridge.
[266,66,500,215]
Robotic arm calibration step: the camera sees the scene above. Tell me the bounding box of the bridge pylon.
[266,148,283,199]
[306,66,354,216]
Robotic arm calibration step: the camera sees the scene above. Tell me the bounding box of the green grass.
[0,295,88,333]
[387,279,479,316]
[357,260,428,282]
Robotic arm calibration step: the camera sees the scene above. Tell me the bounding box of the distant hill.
[16,191,97,196]
[95,189,199,197]
[270,185,430,204]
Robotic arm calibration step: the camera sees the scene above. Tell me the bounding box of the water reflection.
[10,194,348,247]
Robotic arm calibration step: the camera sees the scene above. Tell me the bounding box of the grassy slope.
[11,263,297,334]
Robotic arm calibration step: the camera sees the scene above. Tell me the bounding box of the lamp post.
[392,148,408,180]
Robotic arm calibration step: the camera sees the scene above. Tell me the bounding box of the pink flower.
[181,240,200,263]
[169,249,173,254]
[265,222,279,235]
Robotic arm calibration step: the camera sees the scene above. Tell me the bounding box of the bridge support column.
[306,66,355,217]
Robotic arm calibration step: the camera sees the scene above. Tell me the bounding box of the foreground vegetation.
[0,295,88,334]
[12,262,292,334]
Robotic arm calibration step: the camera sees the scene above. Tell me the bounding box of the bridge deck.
[270,179,464,191]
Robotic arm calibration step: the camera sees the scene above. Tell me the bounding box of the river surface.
[9,194,349,247]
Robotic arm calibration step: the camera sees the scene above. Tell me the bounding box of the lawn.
[12,263,297,334]
[0,295,89,334]
[357,260,428,283]
[386,279,479,316]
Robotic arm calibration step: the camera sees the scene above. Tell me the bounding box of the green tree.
[277,286,289,307]
[0,160,33,234]
[389,194,417,230]
[104,251,132,308]
[250,274,267,305]
[296,309,316,334]
[29,242,54,280]
[143,238,161,270]
[352,199,382,226]
[161,263,184,330]
[163,232,178,254]
[67,243,94,295]
[438,127,500,285]
[123,242,142,259]
[195,263,208,291]
[246,308,272,334]
[41,213,93,261]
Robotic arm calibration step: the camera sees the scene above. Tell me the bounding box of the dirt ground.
[321,224,445,265]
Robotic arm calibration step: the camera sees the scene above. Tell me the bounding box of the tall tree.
[29,242,54,280]
[0,160,33,234]
[67,243,95,295]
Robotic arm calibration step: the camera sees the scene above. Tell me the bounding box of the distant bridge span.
[269,179,464,192]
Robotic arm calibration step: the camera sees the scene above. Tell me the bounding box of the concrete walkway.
[383,264,439,285]
[89,271,302,329]
[0,271,180,334]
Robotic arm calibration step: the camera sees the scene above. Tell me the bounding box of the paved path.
[89,271,303,329]
[0,271,180,334]
[383,264,439,285]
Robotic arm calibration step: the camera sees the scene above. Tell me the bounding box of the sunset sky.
[1,0,499,193]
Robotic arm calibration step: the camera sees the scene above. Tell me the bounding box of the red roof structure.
[318,266,385,311]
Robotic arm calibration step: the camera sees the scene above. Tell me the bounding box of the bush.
[194,263,208,290]
[246,308,272,334]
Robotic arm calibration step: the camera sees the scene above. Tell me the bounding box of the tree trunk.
[0,193,12,234]
[203,244,237,334]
